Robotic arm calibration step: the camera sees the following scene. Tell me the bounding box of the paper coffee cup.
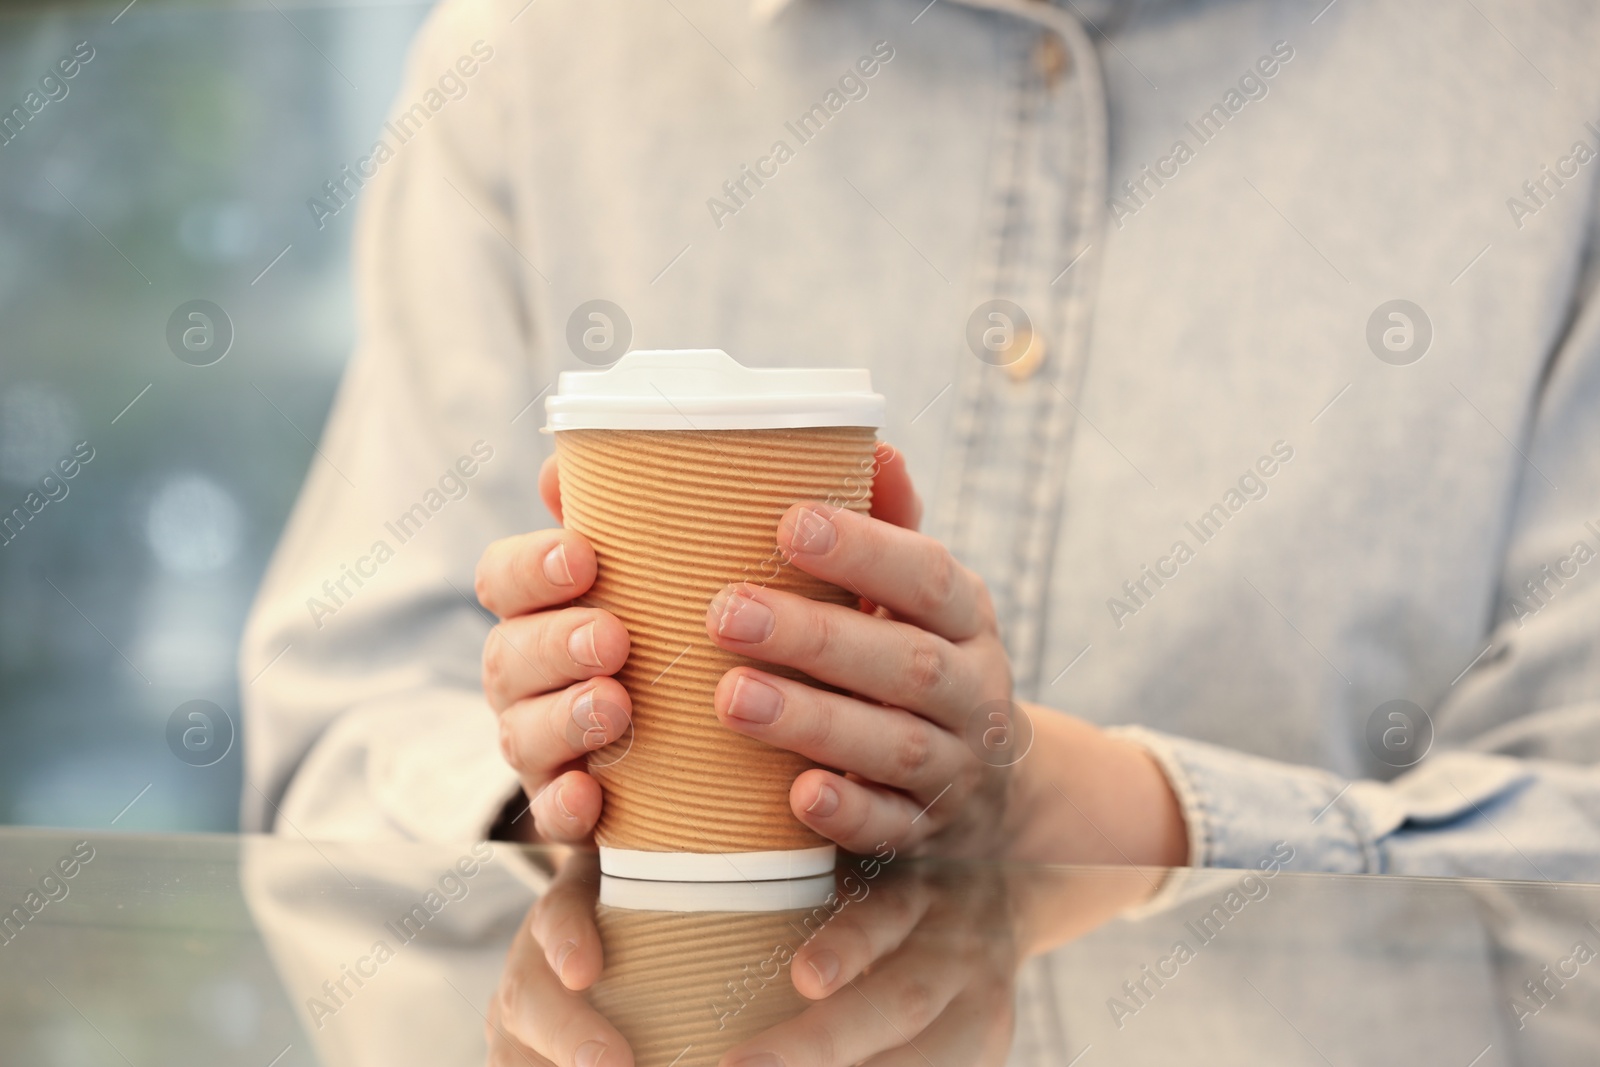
[545,350,884,881]
[588,875,834,1066]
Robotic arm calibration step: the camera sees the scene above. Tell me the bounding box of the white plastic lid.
[544,349,885,431]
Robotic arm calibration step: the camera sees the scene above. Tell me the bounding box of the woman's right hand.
[474,455,632,844]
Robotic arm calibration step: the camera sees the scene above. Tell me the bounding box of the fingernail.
[575,1039,608,1067]
[727,676,783,725]
[714,590,775,643]
[572,689,610,746]
[806,949,840,990]
[552,939,577,982]
[789,507,837,554]
[805,782,839,818]
[554,780,577,821]
[568,622,603,668]
[543,543,574,586]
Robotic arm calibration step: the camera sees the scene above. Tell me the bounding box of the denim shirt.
[242,0,1600,883]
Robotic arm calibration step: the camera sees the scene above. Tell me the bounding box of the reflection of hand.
[474,461,633,845]
[720,862,1162,1066]
[721,863,1020,1067]
[486,851,633,1067]
[486,853,1157,1067]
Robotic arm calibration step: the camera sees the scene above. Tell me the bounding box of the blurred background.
[0,0,432,833]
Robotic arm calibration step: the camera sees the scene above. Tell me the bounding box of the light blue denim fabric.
[241,0,1600,882]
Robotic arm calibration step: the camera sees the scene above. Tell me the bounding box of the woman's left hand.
[707,444,1188,868]
[703,446,1012,858]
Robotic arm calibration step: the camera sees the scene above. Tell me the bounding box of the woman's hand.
[706,443,1186,867]
[480,443,1187,867]
[704,448,1016,857]
[474,460,632,844]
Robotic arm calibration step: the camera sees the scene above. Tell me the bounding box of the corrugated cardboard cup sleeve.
[555,427,879,854]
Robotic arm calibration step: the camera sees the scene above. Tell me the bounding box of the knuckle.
[889,720,934,780]
[793,1019,838,1067]
[802,693,839,752]
[497,713,527,773]
[549,1004,590,1057]
[498,962,529,1011]
[509,541,548,600]
[904,632,952,700]
[891,979,938,1032]
[878,885,921,934]
[804,606,840,665]
[838,789,875,842]
[842,930,877,973]
[542,611,585,672]
[473,568,495,613]
[511,619,542,665]
[812,1024,839,1067]
[474,540,509,610]
[914,549,958,619]
[482,630,508,700]
[537,618,566,669]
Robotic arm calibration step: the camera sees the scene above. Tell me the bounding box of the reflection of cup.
[546,350,884,881]
[589,875,833,1067]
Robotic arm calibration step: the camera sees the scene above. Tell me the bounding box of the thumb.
[539,455,563,523]
[869,441,922,531]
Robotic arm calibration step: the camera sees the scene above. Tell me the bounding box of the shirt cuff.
[1107,724,1379,877]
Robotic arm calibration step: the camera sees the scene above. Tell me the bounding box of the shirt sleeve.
[239,837,544,1064]
[239,0,548,842]
[1110,200,1600,882]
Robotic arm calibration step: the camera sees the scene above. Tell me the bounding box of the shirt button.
[1004,329,1047,382]
[1034,33,1070,88]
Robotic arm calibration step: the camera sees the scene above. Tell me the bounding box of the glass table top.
[2,828,1597,1066]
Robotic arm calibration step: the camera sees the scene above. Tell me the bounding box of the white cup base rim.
[598,844,837,882]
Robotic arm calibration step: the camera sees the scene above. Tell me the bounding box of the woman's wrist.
[1007,703,1189,869]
